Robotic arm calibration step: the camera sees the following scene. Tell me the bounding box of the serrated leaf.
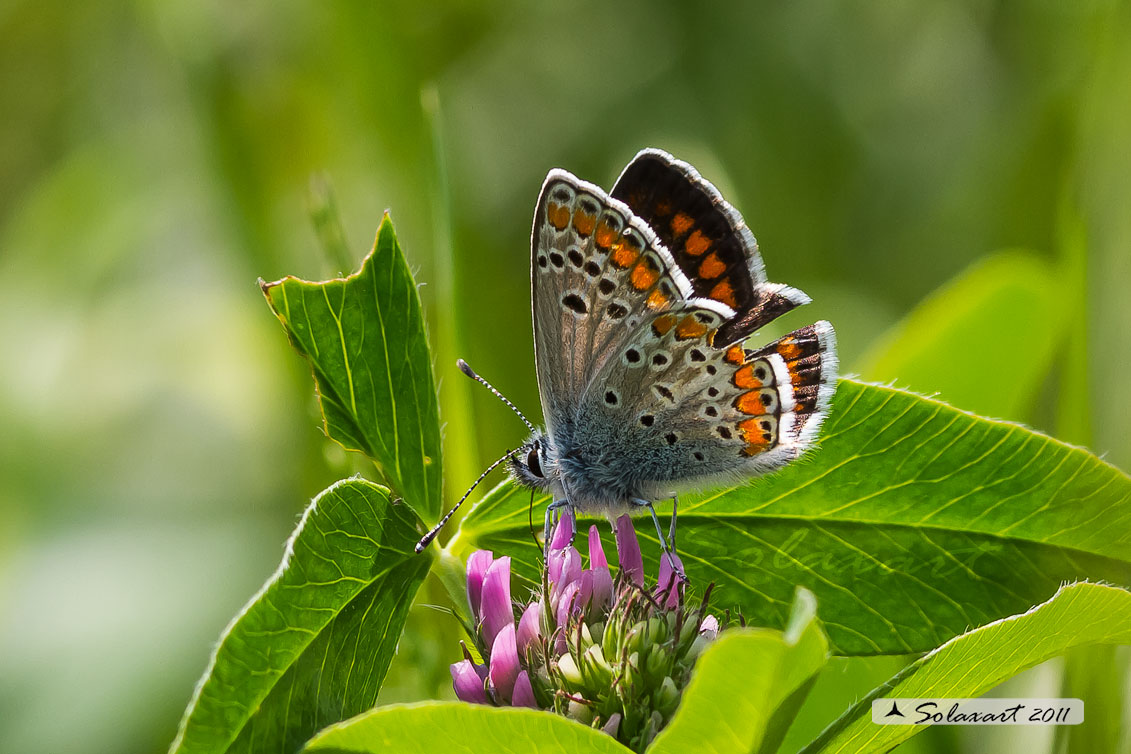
[450,379,1131,655]
[170,480,433,754]
[799,582,1131,753]
[262,215,442,520]
[647,588,828,754]
[302,702,633,753]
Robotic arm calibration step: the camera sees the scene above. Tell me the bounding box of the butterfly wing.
[530,170,735,437]
[572,303,837,500]
[559,150,837,501]
[612,149,810,345]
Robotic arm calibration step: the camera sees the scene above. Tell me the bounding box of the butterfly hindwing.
[531,171,733,436]
[574,304,837,499]
[749,321,839,444]
[612,149,810,345]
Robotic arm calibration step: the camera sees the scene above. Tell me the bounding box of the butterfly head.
[510,431,556,492]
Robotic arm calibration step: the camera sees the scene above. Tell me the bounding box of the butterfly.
[417,149,836,560]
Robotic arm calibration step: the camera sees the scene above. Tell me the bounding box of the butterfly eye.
[526,447,544,478]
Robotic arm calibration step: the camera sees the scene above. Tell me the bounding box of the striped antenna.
[415,447,518,553]
[458,359,536,433]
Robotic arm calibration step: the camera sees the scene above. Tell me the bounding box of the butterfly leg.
[669,494,679,553]
[631,498,689,584]
[543,499,573,558]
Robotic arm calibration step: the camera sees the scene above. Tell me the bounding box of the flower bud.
[554,581,581,633]
[516,601,542,657]
[557,653,583,686]
[465,550,493,621]
[614,515,644,585]
[550,510,574,551]
[479,556,513,648]
[550,546,582,601]
[588,525,608,568]
[489,623,520,703]
[581,644,613,686]
[646,616,666,644]
[625,651,644,687]
[655,553,684,609]
[567,700,593,724]
[511,669,538,709]
[644,646,670,684]
[450,659,489,705]
[655,676,680,717]
[587,526,614,610]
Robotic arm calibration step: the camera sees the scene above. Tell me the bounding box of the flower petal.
[578,570,593,611]
[488,623,520,703]
[550,509,574,552]
[699,613,719,640]
[590,563,613,612]
[480,556,513,648]
[655,552,685,609]
[450,659,489,705]
[555,581,581,631]
[587,525,608,569]
[511,670,538,709]
[516,601,543,656]
[552,546,582,594]
[614,515,644,585]
[465,550,494,621]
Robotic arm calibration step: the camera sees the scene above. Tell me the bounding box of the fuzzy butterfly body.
[511,149,837,519]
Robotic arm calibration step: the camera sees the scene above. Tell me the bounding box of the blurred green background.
[2,1,1129,753]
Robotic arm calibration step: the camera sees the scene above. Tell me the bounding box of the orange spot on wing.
[685,229,711,256]
[572,208,596,236]
[547,202,570,230]
[652,314,676,336]
[777,338,802,360]
[675,315,708,340]
[611,240,641,268]
[738,418,771,445]
[791,367,805,386]
[655,199,673,216]
[647,290,669,309]
[595,220,618,249]
[724,345,745,364]
[709,280,737,308]
[631,258,660,290]
[698,252,726,279]
[733,365,762,389]
[671,212,694,236]
[734,391,767,415]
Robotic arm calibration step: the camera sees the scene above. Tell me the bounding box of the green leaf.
[799,582,1131,753]
[262,215,443,520]
[855,250,1064,421]
[648,588,828,754]
[302,702,633,754]
[170,480,433,754]
[450,379,1131,655]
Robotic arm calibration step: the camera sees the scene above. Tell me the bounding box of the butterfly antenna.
[457,359,536,433]
[414,446,518,553]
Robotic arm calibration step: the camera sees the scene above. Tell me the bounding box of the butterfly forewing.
[531,171,718,436]
[612,149,810,345]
